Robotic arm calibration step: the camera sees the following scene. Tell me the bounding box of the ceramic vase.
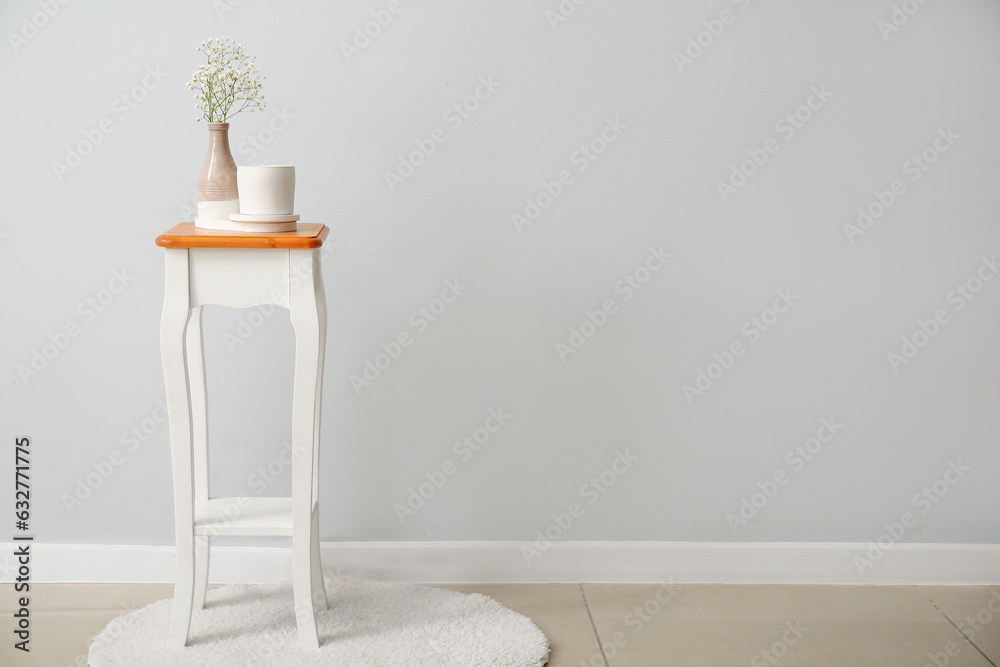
[194,122,239,229]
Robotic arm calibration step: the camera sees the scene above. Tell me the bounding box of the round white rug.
[88,578,550,666]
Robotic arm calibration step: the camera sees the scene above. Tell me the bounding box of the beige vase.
[194,122,240,229]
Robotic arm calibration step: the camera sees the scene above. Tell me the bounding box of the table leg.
[162,249,196,649]
[311,257,328,612]
[187,306,210,611]
[289,249,322,649]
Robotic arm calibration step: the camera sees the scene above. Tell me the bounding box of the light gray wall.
[2,0,999,549]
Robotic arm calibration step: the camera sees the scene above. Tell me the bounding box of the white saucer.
[224,213,299,233]
[229,213,300,223]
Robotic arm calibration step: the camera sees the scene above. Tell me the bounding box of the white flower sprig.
[187,36,266,123]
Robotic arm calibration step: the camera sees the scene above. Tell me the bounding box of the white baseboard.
[3,541,998,585]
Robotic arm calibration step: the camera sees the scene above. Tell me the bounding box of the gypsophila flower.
[188,36,266,122]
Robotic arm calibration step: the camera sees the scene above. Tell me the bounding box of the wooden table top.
[156,222,329,249]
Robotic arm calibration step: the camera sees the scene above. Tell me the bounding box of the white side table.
[156,222,330,649]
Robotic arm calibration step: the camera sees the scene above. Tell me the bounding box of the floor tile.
[2,610,123,667]
[1,582,173,613]
[3,582,996,667]
[1,583,174,667]
[440,583,603,667]
[582,584,993,667]
[919,586,1000,666]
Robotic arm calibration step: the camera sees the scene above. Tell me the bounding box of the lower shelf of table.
[193,496,314,537]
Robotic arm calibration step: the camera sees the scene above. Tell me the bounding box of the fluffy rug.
[88,578,550,666]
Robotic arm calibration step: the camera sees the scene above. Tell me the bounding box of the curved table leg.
[162,249,195,649]
[311,256,328,612]
[187,306,210,611]
[289,249,323,649]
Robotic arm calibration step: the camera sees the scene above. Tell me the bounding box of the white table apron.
[159,246,328,650]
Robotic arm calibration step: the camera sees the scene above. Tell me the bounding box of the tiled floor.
[1,582,997,666]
